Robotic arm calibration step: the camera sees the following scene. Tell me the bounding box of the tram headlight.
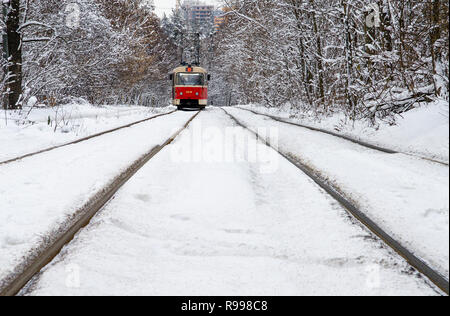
[196,92,199,96]
[180,92,183,96]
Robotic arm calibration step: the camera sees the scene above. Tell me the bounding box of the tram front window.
[177,73,204,86]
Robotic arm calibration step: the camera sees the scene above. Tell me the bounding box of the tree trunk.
[379,0,393,52]
[430,0,442,95]
[397,0,412,91]
[5,0,22,109]
[342,0,356,119]
[364,4,377,72]
[309,0,325,105]
[289,0,313,106]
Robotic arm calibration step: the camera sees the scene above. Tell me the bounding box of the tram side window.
[177,73,204,86]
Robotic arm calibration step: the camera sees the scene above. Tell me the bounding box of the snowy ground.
[0,101,174,162]
[0,110,194,283]
[226,107,449,281]
[239,100,449,163]
[22,109,438,296]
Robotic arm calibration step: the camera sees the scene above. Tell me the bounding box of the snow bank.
[24,109,436,296]
[240,100,449,163]
[0,100,175,162]
[227,107,449,280]
[0,111,192,283]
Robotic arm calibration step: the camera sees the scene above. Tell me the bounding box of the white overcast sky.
[153,0,222,18]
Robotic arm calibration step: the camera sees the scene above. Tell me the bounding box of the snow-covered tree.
[1,0,177,110]
[212,0,449,122]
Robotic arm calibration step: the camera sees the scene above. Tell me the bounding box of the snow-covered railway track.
[222,108,449,295]
[0,110,177,166]
[237,107,449,166]
[0,111,201,296]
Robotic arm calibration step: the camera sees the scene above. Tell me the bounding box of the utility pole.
[2,2,10,110]
[180,32,185,64]
[195,32,200,65]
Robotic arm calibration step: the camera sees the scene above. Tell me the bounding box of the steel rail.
[0,110,177,166]
[236,107,449,166]
[222,108,449,296]
[0,110,201,297]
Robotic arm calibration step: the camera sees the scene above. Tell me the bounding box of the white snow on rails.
[0,110,177,166]
[17,109,443,296]
[237,107,449,167]
[222,107,449,295]
[0,110,200,296]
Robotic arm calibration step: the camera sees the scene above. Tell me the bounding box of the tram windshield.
[177,73,205,86]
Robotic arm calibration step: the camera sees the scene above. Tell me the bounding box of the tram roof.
[172,65,207,74]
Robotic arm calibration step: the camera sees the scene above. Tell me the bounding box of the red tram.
[170,64,210,110]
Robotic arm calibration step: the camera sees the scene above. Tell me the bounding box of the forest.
[208,0,449,122]
[1,0,176,110]
[1,0,449,124]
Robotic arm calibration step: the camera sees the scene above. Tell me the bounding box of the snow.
[239,99,449,163]
[23,108,438,296]
[0,101,174,162]
[0,110,195,283]
[225,107,449,280]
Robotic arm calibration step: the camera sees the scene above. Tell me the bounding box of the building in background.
[213,7,232,32]
[182,0,215,31]
[214,13,225,32]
